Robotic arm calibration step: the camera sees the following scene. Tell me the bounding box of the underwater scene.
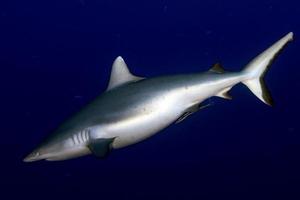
[1,0,300,199]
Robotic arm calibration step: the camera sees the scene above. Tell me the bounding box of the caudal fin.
[242,32,293,106]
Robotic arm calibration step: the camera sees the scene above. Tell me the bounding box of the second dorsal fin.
[107,56,144,91]
[209,63,225,73]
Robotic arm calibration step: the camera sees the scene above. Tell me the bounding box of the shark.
[23,32,293,162]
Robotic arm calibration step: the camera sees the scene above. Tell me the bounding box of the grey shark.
[24,32,293,162]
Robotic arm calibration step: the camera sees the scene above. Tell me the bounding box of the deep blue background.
[1,0,300,199]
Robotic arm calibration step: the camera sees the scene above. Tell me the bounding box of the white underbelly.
[109,108,182,149]
[98,95,185,149]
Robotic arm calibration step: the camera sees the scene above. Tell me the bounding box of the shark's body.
[24,32,293,162]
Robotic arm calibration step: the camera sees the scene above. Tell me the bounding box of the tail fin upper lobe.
[242,32,293,106]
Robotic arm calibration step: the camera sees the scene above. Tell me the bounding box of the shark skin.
[24,32,293,162]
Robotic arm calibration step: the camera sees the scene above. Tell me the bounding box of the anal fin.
[216,87,232,100]
[88,138,116,158]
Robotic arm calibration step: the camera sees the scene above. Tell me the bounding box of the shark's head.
[23,140,64,162]
[23,130,91,162]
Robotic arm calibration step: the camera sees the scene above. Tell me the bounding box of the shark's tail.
[241,32,293,106]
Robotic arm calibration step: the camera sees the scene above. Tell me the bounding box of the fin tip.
[116,56,124,61]
[288,32,294,41]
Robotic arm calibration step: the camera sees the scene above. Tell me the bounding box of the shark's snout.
[23,150,42,162]
[23,137,89,162]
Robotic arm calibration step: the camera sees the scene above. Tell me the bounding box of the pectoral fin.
[88,138,116,158]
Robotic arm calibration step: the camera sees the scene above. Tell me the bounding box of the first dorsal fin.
[209,63,225,73]
[107,56,144,91]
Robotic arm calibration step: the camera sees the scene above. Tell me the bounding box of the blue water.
[1,0,300,199]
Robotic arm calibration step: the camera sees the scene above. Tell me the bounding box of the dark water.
[1,0,300,199]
